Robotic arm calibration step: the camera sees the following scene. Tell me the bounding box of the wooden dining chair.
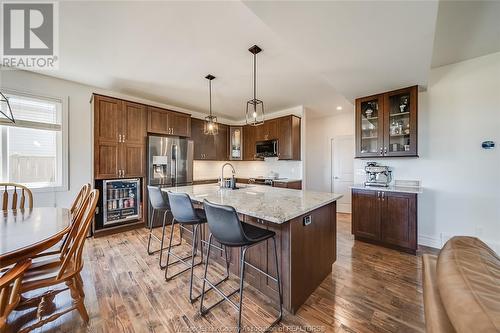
[70,184,91,216]
[15,189,99,331]
[1,183,33,210]
[32,184,92,260]
[0,260,32,332]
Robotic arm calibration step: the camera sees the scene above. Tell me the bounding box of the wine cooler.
[95,178,142,229]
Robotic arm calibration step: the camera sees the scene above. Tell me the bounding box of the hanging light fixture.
[0,91,15,123]
[204,74,218,135]
[246,45,264,126]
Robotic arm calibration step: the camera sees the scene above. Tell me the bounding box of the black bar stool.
[146,185,176,269]
[165,191,230,303]
[200,199,283,333]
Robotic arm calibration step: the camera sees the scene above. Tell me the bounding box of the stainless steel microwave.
[256,139,278,158]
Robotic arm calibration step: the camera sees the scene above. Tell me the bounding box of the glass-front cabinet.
[229,126,243,160]
[356,94,384,157]
[355,86,418,158]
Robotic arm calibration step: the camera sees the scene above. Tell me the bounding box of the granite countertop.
[163,184,342,224]
[350,184,423,194]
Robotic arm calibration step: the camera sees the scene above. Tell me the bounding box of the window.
[0,91,67,190]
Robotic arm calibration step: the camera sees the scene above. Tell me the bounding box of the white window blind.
[0,91,67,189]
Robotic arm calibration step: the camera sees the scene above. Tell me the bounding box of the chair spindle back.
[1,183,33,210]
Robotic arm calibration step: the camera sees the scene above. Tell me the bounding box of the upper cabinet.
[277,115,301,160]
[242,115,301,161]
[255,119,278,141]
[355,86,418,158]
[94,95,146,179]
[243,125,256,161]
[191,118,228,161]
[147,106,191,137]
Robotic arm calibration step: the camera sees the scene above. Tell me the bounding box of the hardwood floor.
[8,213,435,332]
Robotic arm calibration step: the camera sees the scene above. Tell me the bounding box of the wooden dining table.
[0,207,71,268]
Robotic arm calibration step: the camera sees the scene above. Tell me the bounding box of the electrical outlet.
[303,215,312,226]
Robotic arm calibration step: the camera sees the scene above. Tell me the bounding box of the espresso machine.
[364,162,392,187]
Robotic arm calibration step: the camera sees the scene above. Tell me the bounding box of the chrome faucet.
[220,162,236,188]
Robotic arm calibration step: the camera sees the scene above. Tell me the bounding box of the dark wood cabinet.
[380,191,417,249]
[243,125,256,161]
[277,115,301,160]
[215,124,229,161]
[94,95,146,179]
[191,118,228,161]
[352,188,417,254]
[355,86,418,158]
[255,119,278,141]
[272,180,302,190]
[241,115,300,161]
[352,190,381,240]
[147,107,191,137]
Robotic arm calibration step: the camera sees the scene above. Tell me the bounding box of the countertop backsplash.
[193,158,303,181]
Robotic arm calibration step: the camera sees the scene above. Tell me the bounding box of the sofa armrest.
[422,254,456,333]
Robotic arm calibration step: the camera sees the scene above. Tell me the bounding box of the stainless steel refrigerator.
[147,135,193,226]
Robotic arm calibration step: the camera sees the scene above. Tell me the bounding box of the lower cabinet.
[352,189,417,254]
[272,180,302,190]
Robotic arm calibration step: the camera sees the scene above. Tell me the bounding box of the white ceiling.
[432,1,500,68]
[20,1,498,119]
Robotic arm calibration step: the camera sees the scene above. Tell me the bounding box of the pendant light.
[204,74,218,135]
[246,45,264,126]
[0,91,15,123]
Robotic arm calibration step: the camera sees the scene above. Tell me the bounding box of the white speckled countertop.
[350,184,423,194]
[163,184,342,224]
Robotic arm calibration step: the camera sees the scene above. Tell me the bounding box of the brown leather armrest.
[422,254,456,333]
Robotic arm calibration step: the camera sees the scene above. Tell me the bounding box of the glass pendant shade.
[246,45,265,126]
[204,74,218,135]
[246,98,264,126]
[204,114,218,135]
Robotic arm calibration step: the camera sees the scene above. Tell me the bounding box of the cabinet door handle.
[118,134,122,143]
[382,192,385,200]
[384,146,387,155]
[122,134,125,142]
[379,147,383,155]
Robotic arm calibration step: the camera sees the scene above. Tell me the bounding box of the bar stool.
[147,185,175,268]
[200,199,283,333]
[165,191,230,303]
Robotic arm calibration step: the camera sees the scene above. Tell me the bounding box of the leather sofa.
[422,236,500,333]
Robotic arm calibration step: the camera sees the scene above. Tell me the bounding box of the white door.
[331,136,354,213]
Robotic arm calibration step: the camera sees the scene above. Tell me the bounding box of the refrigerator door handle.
[171,144,177,186]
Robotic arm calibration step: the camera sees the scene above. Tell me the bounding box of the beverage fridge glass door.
[103,178,142,226]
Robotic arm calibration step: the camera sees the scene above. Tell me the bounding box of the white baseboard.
[418,233,500,253]
[418,234,442,249]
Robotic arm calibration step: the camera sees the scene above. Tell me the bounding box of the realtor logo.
[1,1,59,69]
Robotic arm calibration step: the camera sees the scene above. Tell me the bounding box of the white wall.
[305,111,354,192]
[306,52,500,251]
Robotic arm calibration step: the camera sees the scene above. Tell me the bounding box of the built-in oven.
[255,139,278,158]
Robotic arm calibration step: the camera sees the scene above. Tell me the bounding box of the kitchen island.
[164,184,342,313]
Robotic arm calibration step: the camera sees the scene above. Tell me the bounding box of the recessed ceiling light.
[336,106,343,111]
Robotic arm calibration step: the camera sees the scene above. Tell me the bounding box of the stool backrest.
[147,186,169,210]
[167,191,198,223]
[203,199,246,245]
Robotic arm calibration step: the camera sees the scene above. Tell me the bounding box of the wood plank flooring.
[8,213,435,332]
